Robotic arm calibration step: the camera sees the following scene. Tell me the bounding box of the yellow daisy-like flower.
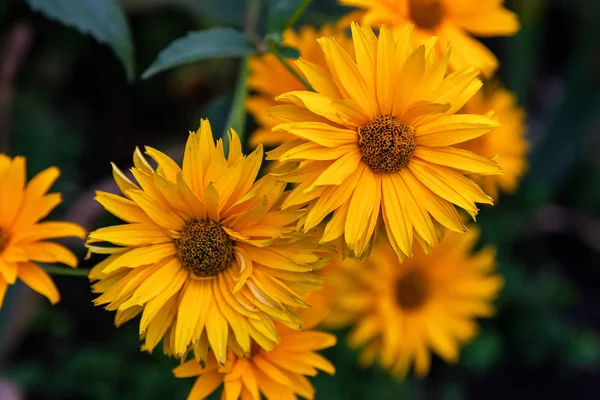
[339,0,519,77]
[174,315,336,400]
[246,25,352,148]
[459,86,528,199]
[268,24,502,261]
[87,120,331,365]
[0,155,85,307]
[323,228,502,378]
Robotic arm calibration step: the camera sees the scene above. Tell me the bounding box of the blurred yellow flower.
[323,228,502,378]
[246,25,352,148]
[339,0,519,77]
[459,86,529,199]
[0,155,85,307]
[87,120,331,366]
[174,315,336,400]
[268,24,501,261]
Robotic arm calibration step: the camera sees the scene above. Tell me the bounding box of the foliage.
[2,0,600,399]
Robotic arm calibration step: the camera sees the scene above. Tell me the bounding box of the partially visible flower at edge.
[339,0,520,77]
[246,25,353,148]
[0,155,86,307]
[174,310,336,400]
[320,226,502,378]
[459,85,529,199]
[86,119,332,366]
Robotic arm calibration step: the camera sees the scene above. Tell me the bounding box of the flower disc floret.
[175,219,234,277]
[409,0,443,30]
[359,115,416,173]
[395,268,429,310]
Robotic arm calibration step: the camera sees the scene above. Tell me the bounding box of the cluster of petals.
[174,312,336,400]
[87,120,331,366]
[321,228,502,378]
[268,23,502,261]
[0,155,85,307]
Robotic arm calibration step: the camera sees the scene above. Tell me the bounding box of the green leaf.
[266,0,312,34]
[142,28,257,79]
[25,0,135,81]
[278,45,301,59]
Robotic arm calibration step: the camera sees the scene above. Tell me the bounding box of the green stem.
[43,266,90,277]
[283,0,313,31]
[224,56,249,149]
[267,42,314,91]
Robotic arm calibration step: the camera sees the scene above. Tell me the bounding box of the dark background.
[1,0,600,398]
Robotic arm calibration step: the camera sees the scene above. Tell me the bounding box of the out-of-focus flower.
[246,25,352,148]
[323,227,502,378]
[339,0,519,76]
[268,23,501,261]
[459,86,528,199]
[87,120,331,365]
[0,155,85,307]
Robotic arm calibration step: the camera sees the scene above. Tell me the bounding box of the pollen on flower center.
[359,115,416,173]
[409,0,444,30]
[0,228,8,253]
[174,219,235,278]
[395,269,429,310]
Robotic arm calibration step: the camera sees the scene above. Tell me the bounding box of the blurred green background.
[1,0,600,399]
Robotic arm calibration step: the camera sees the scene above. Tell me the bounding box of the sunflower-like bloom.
[459,86,528,199]
[339,0,519,77]
[174,314,336,400]
[0,155,85,307]
[268,24,502,261]
[87,120,331,365]
[246,25,352,148]
[322,228,502,378]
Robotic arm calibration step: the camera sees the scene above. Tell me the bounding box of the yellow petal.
[87,223,170,246]
[18,262,60,304]
[414,146,502,175]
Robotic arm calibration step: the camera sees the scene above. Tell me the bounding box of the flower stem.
[43,266,90,277]
[283,0,313,31]
[266,42,314,92]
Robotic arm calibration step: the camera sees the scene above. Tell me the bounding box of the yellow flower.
[0,155,85,307]
[268,24,501,261]
[173,315,336,400]
[339,0,519,77]
[459,86,528,199]
[87,120,331,365]
[246,25,352,148]
[323,228,502,378]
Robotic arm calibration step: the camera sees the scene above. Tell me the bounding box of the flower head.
[174,314,336,400]
[87,120,331,365]
[323,228,502,378]
[246,25,352,148]
[459,86,528,198]
[0,155,85,307]
[268,24,502,261]
[339,0,520,76]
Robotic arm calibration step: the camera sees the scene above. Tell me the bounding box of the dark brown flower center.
[395,269,429,311]
[0,228,8,253]
[409,0,444,30]
[359,115,416,173]
[174,219,235,278]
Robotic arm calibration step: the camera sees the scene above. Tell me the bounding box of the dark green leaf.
[266,0,312,34]
[278,45,300,59]
[25,0,135,81]
[142,28,257,79]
